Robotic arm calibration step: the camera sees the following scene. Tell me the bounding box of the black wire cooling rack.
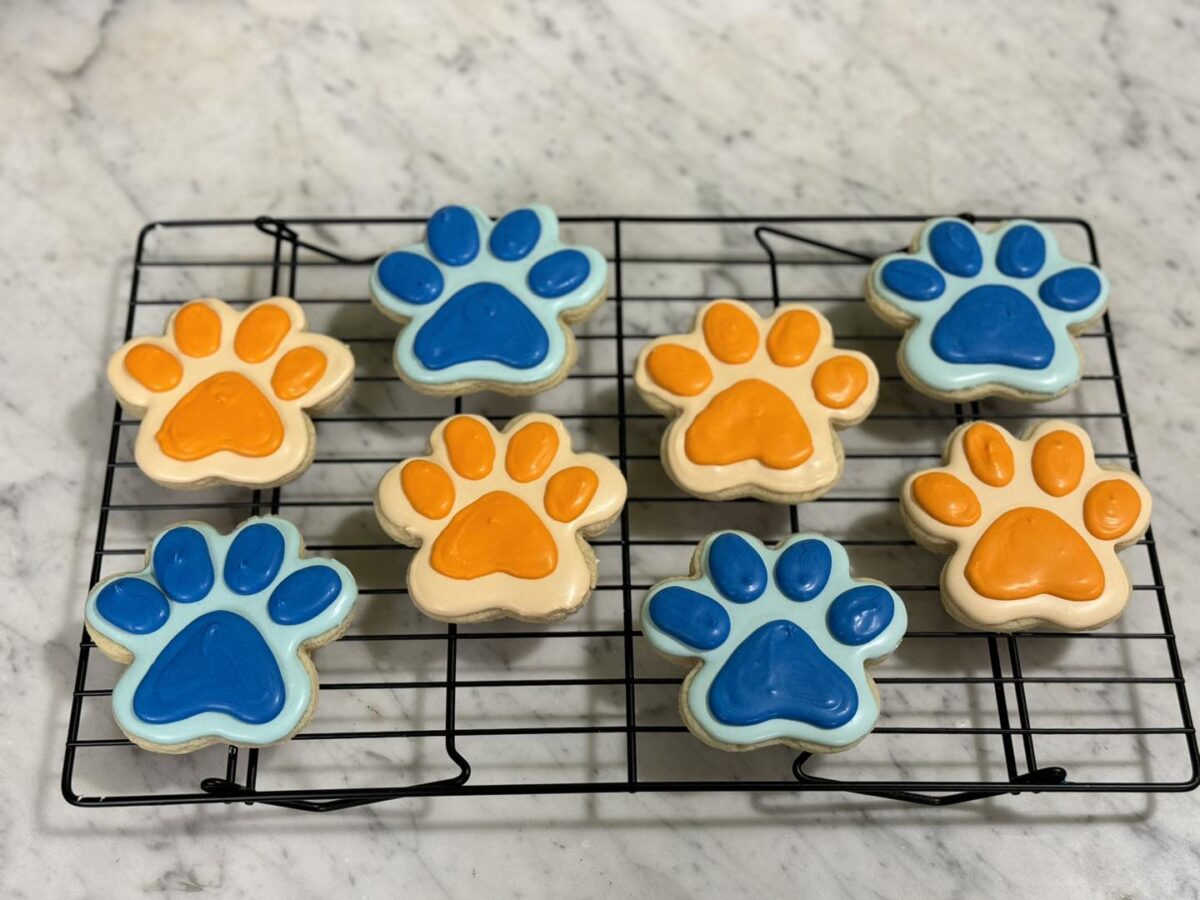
[62,214,1199,812]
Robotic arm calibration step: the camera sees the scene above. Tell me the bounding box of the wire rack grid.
[62,213,1198,812]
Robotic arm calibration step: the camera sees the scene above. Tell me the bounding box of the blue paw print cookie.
[866,218,1108,401]
[370,205,608,395]
[642,531,907,751]
[85,517,357,752]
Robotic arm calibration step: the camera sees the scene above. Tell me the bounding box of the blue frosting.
[153,526,213,604]
[370,205,608,390]
[708,621,858,728]
[269,565,343,626]
[929,220,982,277]
[707,533,767,603]
[133,611,285,725]
[489,209,541,261]
[375,252,443,305]
[96,577,169,635]
[646,586,731,651]
[826,585,895,646]
[774,539,832,602]
[931,286,1054,369]
[869,218,1109,396]
[427,205,479,266]
[413,282,549,370]
[84,517,358,750]
[640,531,907,749]
[224,522,285,596]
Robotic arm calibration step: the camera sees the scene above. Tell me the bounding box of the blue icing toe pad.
[370,204,607,391]
[869,218,1109,397]
[640,532,907,749]
[84,517,358,750]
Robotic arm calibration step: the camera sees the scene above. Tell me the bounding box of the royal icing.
[84,517,358,751]
[370,205,608,394]
[641,531,907,750]
[866,218,1109,399]
[375,413,627,622]
[107,297,355,488]
[902,420,1151,631]
[634,299,879,501]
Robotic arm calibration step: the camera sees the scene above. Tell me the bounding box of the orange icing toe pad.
[106,297,356,489]
[375,413,628,623]
[902,420,1152,631]
[633,299,879,502]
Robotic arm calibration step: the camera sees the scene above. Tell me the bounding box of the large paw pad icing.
[375,413,627,622]
[642,531,906,751]
[85,518,357,752]
[867,218,1108,400]
[370,205,608,395]
[902,420,1151,631]
[634,299,878,502]
[108,298,355,487]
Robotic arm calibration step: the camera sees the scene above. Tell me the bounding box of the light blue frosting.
[641,531,907,749]
[869,218,1109,395]
[370,204,608,387]
[84,517,358,748]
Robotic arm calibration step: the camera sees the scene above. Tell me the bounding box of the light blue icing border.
[869,218,1109,395]
[370,204,608,387]
[84,516,358,748]
[640,531,907,749]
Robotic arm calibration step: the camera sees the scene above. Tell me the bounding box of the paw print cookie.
[375,414,627,622]
[866,218,1108,401]
[634,300,879,502]
[108,297,355,488]
[85,517,358,753]
[370,205,608,396]
[642,531,906,752]
[902,421,1151,631]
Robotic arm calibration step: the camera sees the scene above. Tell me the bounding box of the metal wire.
[61,214,1199,812]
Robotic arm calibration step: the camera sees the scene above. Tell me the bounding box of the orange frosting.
[173,303,221,357]
[125,345,182,392]
[444,417,494,479]
[235,304,292,363]
[271,347,327,400]
[505,422,558,483]
[401,460,455,520]
[965,507,1104,601]
[963,422,1014,487]
[430,491,557,579]
[684,379,813,469]
[646,344,712,396]
[812,355,868,409]
[702,302,758,364]
[156,372,283,460]
[1084,479,1142,541]
[912,472,981,526]
[766,308,820,367]
[545,466,599,522]
[1032,430,1084,497]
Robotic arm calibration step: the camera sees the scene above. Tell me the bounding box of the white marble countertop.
[3,0,1200,896]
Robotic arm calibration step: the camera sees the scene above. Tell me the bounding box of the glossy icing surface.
[370,205,608,391]
[641,531,906,750]
[902,420,1152,630]
[634,299,879,501]
[375,413,627,622]
[867,218,1109,397]
[106,297,355,488]
[84,517,358,750]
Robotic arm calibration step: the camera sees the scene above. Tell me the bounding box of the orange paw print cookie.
[107,298,355,489]
[375,414,627,623]
[634,299,879,502]
[902,420,1151,631]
